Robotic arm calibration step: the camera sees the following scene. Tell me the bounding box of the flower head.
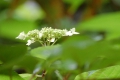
[16,27,79,46]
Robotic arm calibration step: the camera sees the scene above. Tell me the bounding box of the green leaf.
[16,55,41,72]
[30,45,62,60]
[0,0,9,6]
[19,73,37,80]
[0,70,24,80]
[75,65,120,80]
[0,19,36,39]
[77,12,120,40]
[0,44,27,71]
[61,36,120,70]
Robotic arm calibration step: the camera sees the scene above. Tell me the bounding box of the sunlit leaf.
[19,73,37,80]
[0,70,24,80]
[75,65,120,80]
[30,45,62,60]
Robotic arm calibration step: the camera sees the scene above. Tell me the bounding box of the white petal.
[38,33,43,38]
[16,31,26,40]
[26,39,35,46]
[70,28,79,35]
[50,38,55,42]
[73,32,79,34]
[70,28,75,32]
[65,31,73,36]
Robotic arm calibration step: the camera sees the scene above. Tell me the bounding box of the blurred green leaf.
[0,70,24,80]
[30,45,62,60]
[0,44,27,71]
[0,19,36,39]
[75,65,120,80]
[61,36,120,70]
[19,73,37,80]
[77,12,120,40]
[16,55,41,73]
[14,1,45,21]
[0,0,10,6]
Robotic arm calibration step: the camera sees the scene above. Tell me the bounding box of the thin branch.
[38,41,44,46]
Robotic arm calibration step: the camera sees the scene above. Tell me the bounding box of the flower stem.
[38,41,44,46]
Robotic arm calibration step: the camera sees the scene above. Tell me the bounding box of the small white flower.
[64,28,79,36]
[70,28,79,34]
[26,39,35,46]
[65,31,73,36]
[16,31,26,40]
[38,32,43,38]
[50,38,55,42]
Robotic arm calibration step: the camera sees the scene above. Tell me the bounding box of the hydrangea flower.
[65,28,79,36]
[16,27,79,46]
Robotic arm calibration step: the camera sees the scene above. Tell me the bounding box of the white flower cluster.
[16,27,79,46]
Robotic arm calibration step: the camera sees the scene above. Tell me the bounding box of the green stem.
[44,42,46,46]
[46,40,50,46]
[46,41,49,46]
[38,41,44,46]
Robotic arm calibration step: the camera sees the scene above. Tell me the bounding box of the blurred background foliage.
[1,0,120,80]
